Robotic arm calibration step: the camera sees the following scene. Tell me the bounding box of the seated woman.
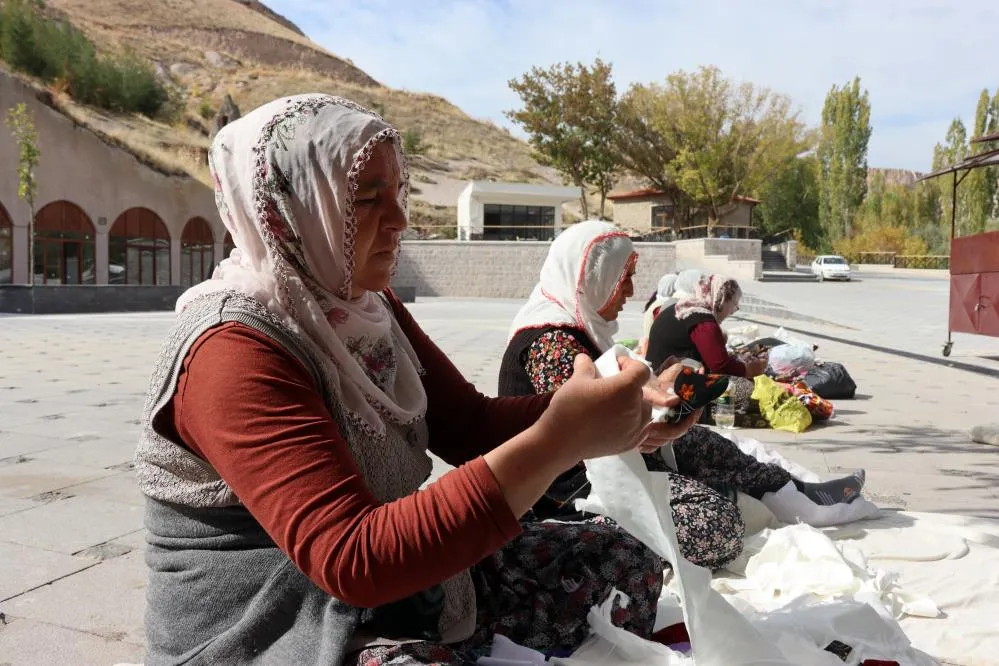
[646,273,766,378]
[499,222,866,571]
[134,95,686,665]
[641,269,703,343]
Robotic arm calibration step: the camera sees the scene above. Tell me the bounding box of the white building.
[456,181,581,241]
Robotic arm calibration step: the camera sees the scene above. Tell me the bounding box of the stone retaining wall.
[392,241,677,299]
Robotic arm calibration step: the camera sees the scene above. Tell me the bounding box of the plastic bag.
[805,362,857,399]
[725,324,760,349]
[752,376,813,433]
[767,344,816,380]
[772,327,815,350]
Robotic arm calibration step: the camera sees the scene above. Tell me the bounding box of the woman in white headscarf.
[134,96,679,665]
[500,224,868,570]
[641,268,704,342]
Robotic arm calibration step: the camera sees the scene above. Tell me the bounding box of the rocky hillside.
[868,168,924,189]
[26,0,554,229]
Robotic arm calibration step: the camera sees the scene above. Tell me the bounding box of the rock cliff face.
[868,168,925,189]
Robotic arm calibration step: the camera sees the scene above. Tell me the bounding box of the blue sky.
[269,0,997,172]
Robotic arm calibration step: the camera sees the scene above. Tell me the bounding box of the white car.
[811,255,852,281]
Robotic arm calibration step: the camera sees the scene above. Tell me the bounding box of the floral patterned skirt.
[350,520,663,665]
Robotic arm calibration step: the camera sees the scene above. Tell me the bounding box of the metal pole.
[951,172,957,240]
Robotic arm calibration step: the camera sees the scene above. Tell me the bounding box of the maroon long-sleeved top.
[161,291,551,608]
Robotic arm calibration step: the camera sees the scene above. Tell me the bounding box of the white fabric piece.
[551,589,691,665]
[508,221,636,351]
[476,634,547,666]
[829,511,999,665]
[715,523,940,622]
[578,347,792,666]
[749,599,939,666]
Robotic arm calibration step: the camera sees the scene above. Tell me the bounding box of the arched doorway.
[223,231,236,260]
[0,202,12,284]
[181,217,215,286]
[109,208,171,285]
[34,201,96,285]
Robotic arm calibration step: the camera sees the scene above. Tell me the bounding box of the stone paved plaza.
[0,271,997,664]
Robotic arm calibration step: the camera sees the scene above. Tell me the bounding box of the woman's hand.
[745,357,768,378]
[537,354,653,462]
[637,409,702,453]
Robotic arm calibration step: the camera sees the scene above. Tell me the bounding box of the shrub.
[402,128,427,155]
[0,0,170,117]
[198,99,214,119]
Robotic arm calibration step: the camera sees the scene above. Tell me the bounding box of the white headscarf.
[656,273,678,302]
[675,273,743,320]
[509,220,637,351]
[176,94,426,439]
[672,269,704,301]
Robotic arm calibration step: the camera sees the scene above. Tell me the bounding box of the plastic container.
[713,388,736,429]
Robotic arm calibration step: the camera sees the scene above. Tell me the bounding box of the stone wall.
[393,241,677,299]
[673,238,762,282]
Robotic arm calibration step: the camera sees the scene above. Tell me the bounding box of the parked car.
[811,255,852,281]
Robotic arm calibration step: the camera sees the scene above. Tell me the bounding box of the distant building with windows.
[456,181,581,241]
[608,189,761,240]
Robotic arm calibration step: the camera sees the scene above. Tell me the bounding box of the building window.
[109,208,171,285]
[181,217,215,286]
[0,203,11,285]
[34,201,97,285]
[651,203,676,231]
[483,204,555,240]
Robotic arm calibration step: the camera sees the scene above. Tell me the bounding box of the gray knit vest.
[135,290,475,665]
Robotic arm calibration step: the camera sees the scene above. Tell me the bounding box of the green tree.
[966,89,994,234]
[817,77,871,240]
[507,58,619,219]
[4,103,40,285]
[755,154,823,249]
[933,118,969,235]
[616,66,808,228]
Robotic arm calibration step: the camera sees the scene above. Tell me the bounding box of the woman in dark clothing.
[646,274,767,378]
[500,223,868,571]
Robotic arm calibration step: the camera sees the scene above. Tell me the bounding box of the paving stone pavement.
[0,275,997,665]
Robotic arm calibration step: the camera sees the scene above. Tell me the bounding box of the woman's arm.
[174,323,528,609]
[383,291,552,467]
[689,320,748,377]
[524,329,592,393]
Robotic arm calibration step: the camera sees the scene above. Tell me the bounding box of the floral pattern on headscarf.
[674,274,742,321]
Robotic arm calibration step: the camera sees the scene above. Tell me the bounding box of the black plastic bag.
[805,361,857,399]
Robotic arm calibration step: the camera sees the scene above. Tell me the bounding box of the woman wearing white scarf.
[138,94,680,665]
[640,268,705,343]
[507,220,637,351]
[499,226,869,570]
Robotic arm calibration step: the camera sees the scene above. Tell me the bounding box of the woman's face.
[597,262,636,321]
[718,293,741,322]
[350,141,408,297]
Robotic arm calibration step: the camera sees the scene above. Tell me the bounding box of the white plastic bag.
[767,343,815,378]
[772,327,814,350]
